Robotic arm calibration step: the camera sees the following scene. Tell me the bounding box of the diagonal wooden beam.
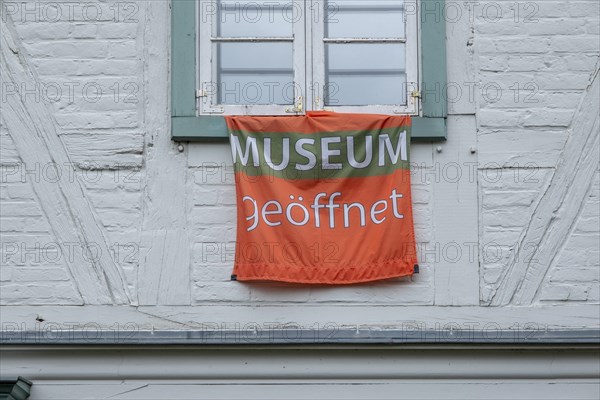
[491,67,600,306]
[1,15,131,304]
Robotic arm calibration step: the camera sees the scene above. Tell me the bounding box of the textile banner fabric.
[226,111,417,284]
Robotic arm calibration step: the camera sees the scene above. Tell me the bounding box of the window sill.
[171,116,446,142]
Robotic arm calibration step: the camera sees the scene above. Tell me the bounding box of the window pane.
[217,43,294,105]
[325,43,407,106]
[217,0,294,37]
[325,0,405,38]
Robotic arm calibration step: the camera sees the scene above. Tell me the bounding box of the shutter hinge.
[198,84,224,113]
[410,90,422,99]
[285,96,303,113]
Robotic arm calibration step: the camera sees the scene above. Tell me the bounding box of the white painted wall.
[0,0,599,397]
[1,0,598,330]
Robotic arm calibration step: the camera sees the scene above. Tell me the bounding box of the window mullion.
[310,1,326,111]
[304,0,314,112]
[290,0,306,115]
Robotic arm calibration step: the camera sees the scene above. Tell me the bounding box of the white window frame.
[197,0,419,116]
[197,0,305,115]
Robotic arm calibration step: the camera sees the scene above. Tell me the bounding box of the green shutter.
[171,0,447,141]
[171,0,196,118]
[414,0,448,140]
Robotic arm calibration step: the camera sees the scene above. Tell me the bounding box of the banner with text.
[227,111,417,284]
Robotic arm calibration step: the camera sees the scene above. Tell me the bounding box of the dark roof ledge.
[0,377,32,400]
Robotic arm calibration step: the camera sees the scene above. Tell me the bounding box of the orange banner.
[227,112,417,284]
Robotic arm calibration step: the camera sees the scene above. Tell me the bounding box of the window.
[197,0,418,115]
[172,0,447,141]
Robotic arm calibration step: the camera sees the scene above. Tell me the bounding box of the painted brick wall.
[474,0,600,306]
[1,1,145,305]
[0,1,598,329]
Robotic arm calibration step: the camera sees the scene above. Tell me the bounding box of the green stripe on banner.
[231,126,412,180]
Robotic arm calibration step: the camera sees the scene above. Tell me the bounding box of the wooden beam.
[0,16,131,304]
[2,304,599,332]
[491,67,600,306]
[432,116,479,305]
[137,2,191,305]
